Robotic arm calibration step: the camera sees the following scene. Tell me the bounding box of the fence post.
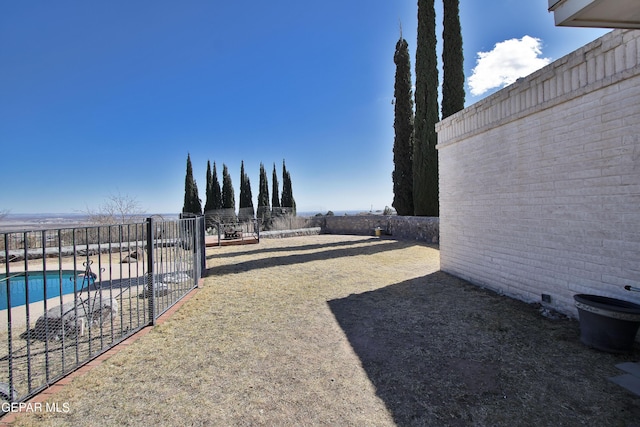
[198,216,206,279]
[4,233,14,402]
[146,217,155,325]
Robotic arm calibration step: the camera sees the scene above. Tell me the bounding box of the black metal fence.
[0,216,205,404]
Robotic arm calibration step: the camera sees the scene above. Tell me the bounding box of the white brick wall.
[436,29,640,316]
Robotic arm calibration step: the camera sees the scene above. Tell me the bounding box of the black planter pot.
[574,294,640,353]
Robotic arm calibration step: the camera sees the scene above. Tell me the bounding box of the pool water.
[0,271,94,310]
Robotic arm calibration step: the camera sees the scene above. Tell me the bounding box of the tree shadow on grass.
[206,237,377,260]
[327,271,640,426]
[207,238,430,276]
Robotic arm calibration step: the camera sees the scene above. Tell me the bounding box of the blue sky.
[1,1,608,215]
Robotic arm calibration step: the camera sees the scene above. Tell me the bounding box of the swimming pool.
[0,271,95,310]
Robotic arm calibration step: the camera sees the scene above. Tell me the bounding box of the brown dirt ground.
[9,235,640,426]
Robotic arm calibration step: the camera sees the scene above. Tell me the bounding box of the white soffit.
[549,0,640,29]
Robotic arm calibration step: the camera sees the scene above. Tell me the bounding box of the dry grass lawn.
[9,235,640,426]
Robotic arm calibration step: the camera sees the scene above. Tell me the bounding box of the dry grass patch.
[10,235,640,426]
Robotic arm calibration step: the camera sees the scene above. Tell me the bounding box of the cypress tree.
[182,154,202,215]
[392,34,415,216]
[204,160,214,213]
[245,175,254,219]
[204,161,224,225]
[212,162,222,211]
[414,0,439,216]
[257,163,271,226]
[221,163,236,222]
[238,161,255,221]
[281,160,296,216]
[442,0,465,119]
[239,161,246,212]
[271,163,281,217]
[203,160,214,227]
[181,154,193,214]
[191,183,202,216]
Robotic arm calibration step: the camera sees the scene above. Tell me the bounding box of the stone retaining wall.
[260,227,321,239]
[308,215,439,244]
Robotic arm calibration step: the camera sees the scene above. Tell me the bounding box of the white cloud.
[468,36,551,96]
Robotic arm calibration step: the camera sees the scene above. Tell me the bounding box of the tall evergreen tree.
[414,0,439,216]
[442,0,465,119]
[204,160,214,213]
[221,163,236,222]
[281,160,296,216]
[212,162,222,211]
[244,176,254,219]
[239,160,246,212]
[257,163,271,225]
[238,161,255,221]
[392,34,415,216]
[204,161,224,226]
[182,153,202,215]
[271,163,281,216]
